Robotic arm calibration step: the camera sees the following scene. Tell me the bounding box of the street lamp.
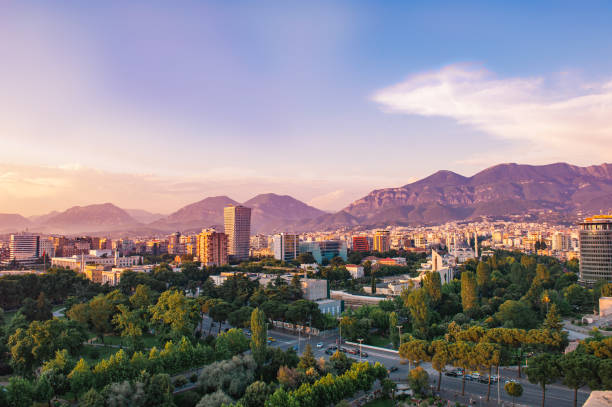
[357,338,364,362]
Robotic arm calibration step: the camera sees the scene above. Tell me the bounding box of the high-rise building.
[197,229,228,266]
[373,230,390,252]
[224,205,251,261]
[8,233,40,264]
[272,233,299,261]
[579,215,612,286]
[352,235,370,252]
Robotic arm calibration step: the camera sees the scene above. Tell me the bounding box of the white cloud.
[373,64,612,163]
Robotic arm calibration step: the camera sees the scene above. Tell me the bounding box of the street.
[198,316,591,407]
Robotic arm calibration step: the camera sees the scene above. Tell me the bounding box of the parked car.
[465,372,480,381]
[267,337,276,342]
[340,347,348,353]
[360,351,368,358]
[325,349,335,355]
[445,369,463,377]
[348,348,358,355]
[328,345,338,350]
[387,366,399,373]
[316,342,324,348]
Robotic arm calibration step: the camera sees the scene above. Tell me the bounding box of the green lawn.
[368,334,393,349]
[92,333,160,349]
[82,344,121,364]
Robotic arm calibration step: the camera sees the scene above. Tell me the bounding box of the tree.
[399,339,429,371]
[88,294,115,342]
[543,303,563,332]
[243,381,272,407]
[150,290,198,338]
[34,373,54,407]
[405,288,430,338]
[68,358,93,399]
[112,304,145,349]
[6,376,34,407]
[80,388,104,407]
[297,252,316,264]
[130,284,154,310]
[329,350,353,376]
[423,271,442,304]
[209,301,233,335]
[389,312,399,348]
[495,300,538,329]
[504,381,523,407]
[461,271,478,312]
[474,342,500,401]
[277,366,302,389]
[215,328,249,359]
[228,306,254,328]
[430,339,450,391]
[407,367,429,397]
[66,303,90,326]
[526,353,561,407]
[450,341,475,396]
[559,352,599,407]
[476,262,491,295]
[298,343,317,371]
[371,272,377,294]
[250,308,267,367]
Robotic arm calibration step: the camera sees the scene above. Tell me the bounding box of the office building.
[224,205,251,261]
[579,215,612,285]
[352,235,370,252]
[373,230,391,252]
[197,229,228,266]
[299,240,347,264]
[7,233,40,265]
[272,233,299,261]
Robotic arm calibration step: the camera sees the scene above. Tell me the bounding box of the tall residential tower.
[579,215,612,286]
[224,205,251,261]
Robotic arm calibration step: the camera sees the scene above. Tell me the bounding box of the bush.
[189,373,198,383]
[174,376,188,388]
[174,391,201,407]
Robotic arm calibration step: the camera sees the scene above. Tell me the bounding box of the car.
[328,345,338,350]
[348,348,358,355]
[465,372,480,381]
[387,366,398,373]
[316,342,324,348]
[325,349,335,355]
[340,347,348,353]
[267,337,276,342]
[292,345,298,351]
[359,351,368,358]
[445,369,463,377]
[505,379,517,386]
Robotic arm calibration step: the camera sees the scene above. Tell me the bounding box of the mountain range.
[1,162,611,235]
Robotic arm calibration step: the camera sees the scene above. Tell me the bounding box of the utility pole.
[358,338,364,362]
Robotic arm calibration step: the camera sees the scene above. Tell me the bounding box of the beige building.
[197,229,228,266]
[224,205,251,261]
[373,230,391,252]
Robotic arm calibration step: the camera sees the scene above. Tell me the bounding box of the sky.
[1,1,612,216]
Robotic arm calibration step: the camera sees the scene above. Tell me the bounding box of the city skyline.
[2,1,612,215]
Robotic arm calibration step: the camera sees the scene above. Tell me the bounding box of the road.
[198,317,591,406]
[265,329,590,407]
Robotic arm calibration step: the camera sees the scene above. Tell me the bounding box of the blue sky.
[1,1,612,215]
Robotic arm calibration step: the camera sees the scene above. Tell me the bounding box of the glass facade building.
[579,215,612,286]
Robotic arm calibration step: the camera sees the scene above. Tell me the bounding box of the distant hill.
[243,193,326,233]
[4,162,611,235]
[330,162,612,228]
[124,208,166,224]
[151,193,326,234]
[150,196,239,232]
[28,211,60,224]
[40,203,140,234]
[0,214,32,233]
